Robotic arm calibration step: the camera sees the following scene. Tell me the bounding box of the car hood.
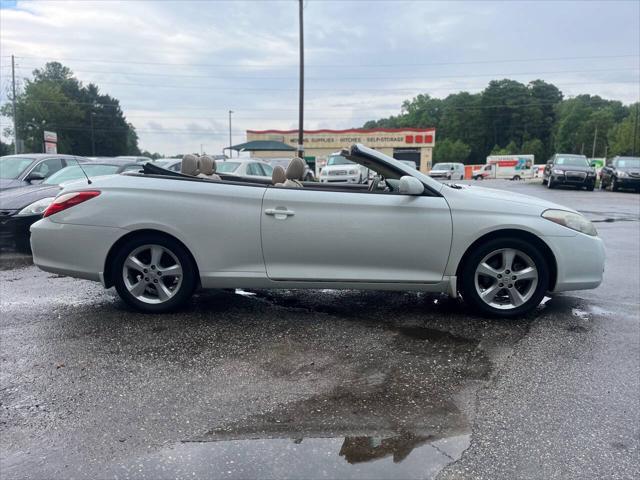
[0,184,61,209]
[445,184,577,213]
[0,178,24,191]
[322,165,358,172]
[615,166,640,174]
[553,165,592,172]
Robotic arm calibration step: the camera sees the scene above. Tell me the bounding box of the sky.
[0,0,639,156]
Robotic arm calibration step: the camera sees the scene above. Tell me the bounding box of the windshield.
[614,157,640,168]
[0,156,36,179]
[327,155,354,166]
[216,162,241,173]
[44,165,120,185]
[556,156,588,167]
[432,163,453,170]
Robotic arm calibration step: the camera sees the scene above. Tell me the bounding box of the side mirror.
[25,171,45,183]
[590,161,598,168]
[450,166,455,171]
[399,176,424,195]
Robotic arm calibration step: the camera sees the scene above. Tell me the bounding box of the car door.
[29,157,66,180]
[260,188,452,283]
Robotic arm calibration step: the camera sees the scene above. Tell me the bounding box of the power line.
[10,53,639,69]
[9,65,639,81]
[8,74,637,92]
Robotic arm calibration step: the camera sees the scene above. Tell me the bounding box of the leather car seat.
[197,155,221,180]
[272,165,287,186]
[181,154,200,176]
[281,157,306,188]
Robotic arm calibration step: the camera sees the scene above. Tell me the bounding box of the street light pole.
[11,55,18,154]
[297,0,304,159]
[90,112,96,156]
[228,110,233,158]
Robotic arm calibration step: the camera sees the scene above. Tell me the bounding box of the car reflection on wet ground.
[0,181,638,479]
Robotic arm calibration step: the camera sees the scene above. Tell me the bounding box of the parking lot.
[0,180,638,479]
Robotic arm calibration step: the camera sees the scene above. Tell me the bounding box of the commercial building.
[245,128,436,174]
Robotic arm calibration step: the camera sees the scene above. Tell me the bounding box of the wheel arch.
[103,229,201,289]
[454,228,557,291]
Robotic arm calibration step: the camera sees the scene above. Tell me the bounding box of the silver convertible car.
[29,144,605,318]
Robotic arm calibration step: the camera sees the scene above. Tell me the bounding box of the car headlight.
[320,169,327,176]
[348,169,358,175]
[618,171,628,177]
[552,169,565,175]
[16,197,56,216]
[542,209,597,236]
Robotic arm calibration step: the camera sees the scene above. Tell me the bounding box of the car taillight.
[43,190,101,218]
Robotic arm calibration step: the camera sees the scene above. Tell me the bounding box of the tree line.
[363,79,639,164]
[1,62,141,156]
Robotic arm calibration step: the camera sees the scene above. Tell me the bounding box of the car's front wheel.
[460,237,549,318]
[611,177,619,192]
[113,235,197,313]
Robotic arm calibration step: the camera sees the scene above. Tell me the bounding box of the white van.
[474,155,534,180]
[428,162,465,180]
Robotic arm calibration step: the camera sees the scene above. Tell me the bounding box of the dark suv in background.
[600,156,640,192]
[542,154,596,190]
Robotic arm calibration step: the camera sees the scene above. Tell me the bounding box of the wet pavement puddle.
[110,434,470,479]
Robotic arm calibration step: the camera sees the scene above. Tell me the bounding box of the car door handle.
[265,208,295,217]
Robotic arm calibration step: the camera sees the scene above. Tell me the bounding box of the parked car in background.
[398,160,418,170]
[154,158,183,172]
[0,154,91,191]
[542,154,596,190]
[429,162,465,181]
[0,162,138,251]
[600,156,640,192]
[116,156,154,163]
[265,158,315,181]
[319,152,368,183]
[216,159,274,182]
[30,143,605,318]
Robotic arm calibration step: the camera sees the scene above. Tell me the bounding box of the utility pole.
[11,55,18,154]
[591,125,598,158]
[90,112,96,156]
[297,0,304,159]
[633,103,639,156]
[228,110,233,158]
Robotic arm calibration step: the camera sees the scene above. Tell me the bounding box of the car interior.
[141,146,438,196]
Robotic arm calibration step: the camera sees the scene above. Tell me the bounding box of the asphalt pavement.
[0,180,638,479]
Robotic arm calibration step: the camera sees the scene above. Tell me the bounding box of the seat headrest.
[286,157,306,181]
[199,155,216,175]
[181,154,199,176]
[272,165,286,185]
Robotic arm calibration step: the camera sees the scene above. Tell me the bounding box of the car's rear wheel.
[460,237,549,318]
[113,235,197,313]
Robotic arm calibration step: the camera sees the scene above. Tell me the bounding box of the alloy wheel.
[122,244,183,304]
[474,248,539,310]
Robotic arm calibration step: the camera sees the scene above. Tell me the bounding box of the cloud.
[0,0,638,155]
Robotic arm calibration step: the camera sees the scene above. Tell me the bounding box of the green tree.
[433,139,471,163]
[0,139,14,156]
[521,138,545,161]
[608,103,640,156]
[1,62,140,156]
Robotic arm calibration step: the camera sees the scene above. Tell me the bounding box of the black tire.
[541,177,548,185]
[460,237,550,318]
[113,234,197,313]
[14,235,32,253]
[586,184,595,192]
[611,177,619,192]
